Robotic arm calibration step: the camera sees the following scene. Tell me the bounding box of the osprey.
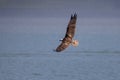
[55,13,79,52]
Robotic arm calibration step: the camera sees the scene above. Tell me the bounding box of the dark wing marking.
[56,14,77,52]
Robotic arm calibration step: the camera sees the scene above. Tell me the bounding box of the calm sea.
[0,33,120,80]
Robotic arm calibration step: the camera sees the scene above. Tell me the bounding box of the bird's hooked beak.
[59,39,63,41]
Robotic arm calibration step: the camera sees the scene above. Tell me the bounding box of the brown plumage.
[56,14,77,52]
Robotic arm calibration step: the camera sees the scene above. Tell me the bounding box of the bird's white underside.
[71,40,79,47]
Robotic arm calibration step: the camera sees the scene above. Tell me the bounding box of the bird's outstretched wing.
[56,14,77,52]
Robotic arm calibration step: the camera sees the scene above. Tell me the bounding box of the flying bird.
[55,13,79,52]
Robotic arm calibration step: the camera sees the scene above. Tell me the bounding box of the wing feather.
[56,14,77,52]
[66,14,77,38]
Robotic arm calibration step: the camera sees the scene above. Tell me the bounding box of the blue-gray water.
[0,34,120,80]
[0,52,120,80]
[0,33,120,53]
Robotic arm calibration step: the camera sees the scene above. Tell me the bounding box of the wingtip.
[74,13,77,19]
[70,13,77,19]
[53,49,61,52]
[71,14,74,19]
[53,49,57,52]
